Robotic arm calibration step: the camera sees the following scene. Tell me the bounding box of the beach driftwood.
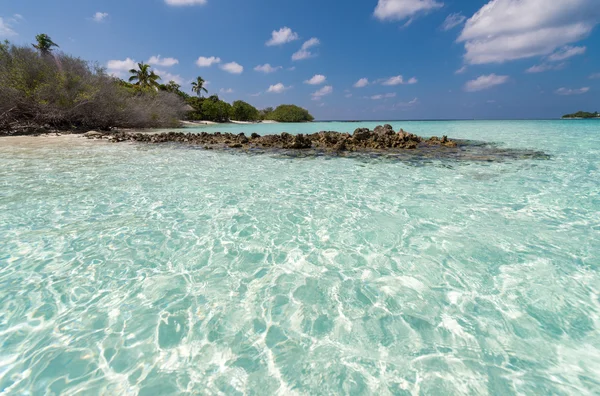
[85,124,458,152]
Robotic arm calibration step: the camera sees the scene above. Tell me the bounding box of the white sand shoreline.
[181,120,280,126]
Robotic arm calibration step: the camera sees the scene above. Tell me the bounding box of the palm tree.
[33,34,59,55]
[128,63,161,91]
[191,77,208,97]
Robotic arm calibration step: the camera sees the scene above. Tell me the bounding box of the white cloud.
[395,97,419,108]
[304,74,326,85]
[220,88,234,94]
[458,0,600,65]
[154,69,183,85]
[547,46,586,61]
[381,75,418,85]
[292,38,320,61]
[148,55,179,67]
[250,92,262,97]
[266,27,299,46]
[220,61,243,74]
[196,56,221,67]
[345,93,353,98]
[92,12,109,22]
[374,0,444,21]
[254,64,282,73]
[590,73,600,79]
[464,74,509,92]
[0,17,17,37]
[442,13,466,30]
[455,66,467,74]
[371,93,397,100]
[526,62,565,73]
[354,78,369,88]
[555,87,590,95]
[165,0,207,5]
[311,85,333,100]
[267,83,291,93]
[107,58,137,72]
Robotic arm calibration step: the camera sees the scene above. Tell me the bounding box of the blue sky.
[1,0,599,120]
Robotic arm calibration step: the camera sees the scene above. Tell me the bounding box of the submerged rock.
[82,126,551,162]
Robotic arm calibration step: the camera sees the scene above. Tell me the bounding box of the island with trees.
[561,111,600,119]
[0,34,314,135]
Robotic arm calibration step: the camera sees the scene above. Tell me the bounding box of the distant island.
[0,34,314,136]
[562,111,600,119]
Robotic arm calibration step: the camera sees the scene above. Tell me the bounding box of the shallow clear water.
[1,120,599,395]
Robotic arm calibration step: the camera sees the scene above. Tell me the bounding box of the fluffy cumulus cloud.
[292,38,320,61]
[304,74,326,85]
[148,55,179,67]
[464,74,509,92]
[254,64,282,73]
[458,0,600,65]
[220,62,243,74]
[441,13,466,30]
[266,27,299,46]
[107,58,137,72]
[92,12,109,22]
[267,83,291,93]
[555,87,590,95]
[374,0,444,21]
[106,58,138,78]
[154,69,184,85]
[311,85,333,100]
[165,0,207,6]
[354,78,369,88]
[0,17,18,37]
[196,56,221,67]
[381,75,417,85]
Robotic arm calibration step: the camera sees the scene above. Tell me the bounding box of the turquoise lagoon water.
[1,120,599,395]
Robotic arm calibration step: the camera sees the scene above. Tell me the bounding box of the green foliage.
[562,111,599,119]
[259,107,274,120]
[231,100,259,121]
[33,34,59,55]
[266,104,314,122]
[200,95,232,122]
[129,63,161,91]
[191,76,208,97]
[160,80,190,101]
[0,39,185,131]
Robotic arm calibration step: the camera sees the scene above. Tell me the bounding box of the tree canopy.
[265,104,314,122]
[32,34,59,55]
[231,100,259,121]
[562,111,599,119]
[129,63,161,91]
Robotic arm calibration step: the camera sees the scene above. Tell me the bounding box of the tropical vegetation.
[129,63,161,91]
[191,77,208,97]
[266,104,315,122]
[0,34,314,133]
[562,111,600,119]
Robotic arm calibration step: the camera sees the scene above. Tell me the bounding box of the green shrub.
[231,100,259,121]
[266,104,314,122]
[0,40,185,131]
